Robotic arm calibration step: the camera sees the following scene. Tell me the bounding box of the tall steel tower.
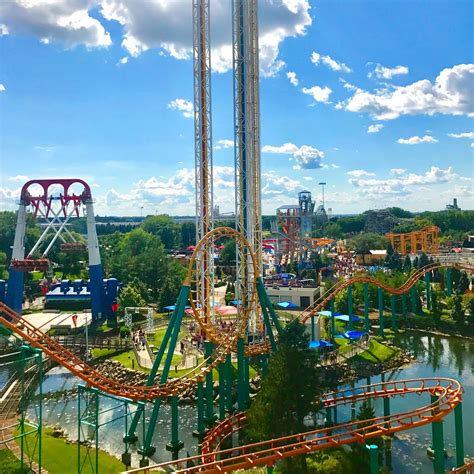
[193,0,214,323]
[233,0,262,326]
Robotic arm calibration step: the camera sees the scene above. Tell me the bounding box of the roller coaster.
[0,229,472,472]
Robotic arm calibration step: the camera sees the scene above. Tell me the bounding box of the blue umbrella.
[317,310,332,317]
[344,330,366,340]
[334,314,362,322]
[309,339,334,349]
[277,301,298,309]
[163,305,176,311]
[230,299,242,306]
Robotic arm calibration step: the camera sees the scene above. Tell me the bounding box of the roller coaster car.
[11,258,50,272]
[60,242,87,253]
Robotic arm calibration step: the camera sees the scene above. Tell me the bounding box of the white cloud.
[167,98,193,119]
[448,132,474,139]
[347,170,375,178]
[301,85,332,103]
[390,168,406,176]
[286,71,299,87]
[8,175,30,182]
[262,171,301,196]
[0,0,112,48]
[367,124,384,134]
[214,139,234,150]
[117,56,128,65]
[344,64,474,120]
[100,0,311,77]
[0,84,5,92]
[397,135,438,145]
[471,143,474,147]
[369,64,409,80]
[262,142,325,169]
[303,176,313,181]
[310,50,351,73]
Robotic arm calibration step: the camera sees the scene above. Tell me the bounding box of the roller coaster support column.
[166,396,184,460]
[134,284,190,456]
[257,279,277,352]
[225,355,234,412]
[390,295,397,330]
[6,201,27,314]
[311,315,315,340]
[401,294,407,320]
[381,373,390,429]
[237,338,247,411]
[205,341,216,426]
[430,393,445,474]
[364,283,369,333]
[454,402,465,468]
[193,381,205,438]
[330,300,336,342]
[348,285,354,330]
[218,363,226,420]
[410,286,417,314]
[425,272,432,310]
[446,268,452,296]
[378,288,384,337]
[366,444,379,474]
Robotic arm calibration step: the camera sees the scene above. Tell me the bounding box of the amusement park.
[0,1,473,474]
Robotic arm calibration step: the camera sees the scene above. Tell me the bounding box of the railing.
[52,335,131,351]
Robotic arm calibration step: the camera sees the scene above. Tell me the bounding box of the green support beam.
[425,272,432,310]
[378,287,384,337]
[390,295,397,330]
[225,355,233,413]
[401,293,407,319]
[454,402,465,468]
[410,286,417,314]
[363,282,370,333]
[311,316,315,340]
[204,341,216,426]
[193,381,205,438]
[237,338,246,411]
[330,300,336,342]
[366,444,379,474]
[218,363,226,421]
[446,268,452,296]
[431,394,445,474]
[165,396,184,459]
[348,285,354,330]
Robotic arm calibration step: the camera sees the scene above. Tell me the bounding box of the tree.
[245,321,322,473]
[220,240,236,265]
[325,222,343,239]
[466,298,474,325]
[0,251,8,279]
[451,294,465,326]
[181,222,196,248]
[418,253,429,269]
[386,250,402,271]
[349,233,388,256]
[118,284,146,316]
[431,291,441,326]
[403,255,412,273]
[141,215,180,249]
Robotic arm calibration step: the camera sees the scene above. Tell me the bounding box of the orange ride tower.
[385,225,440,255]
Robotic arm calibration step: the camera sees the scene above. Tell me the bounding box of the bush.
[119,326,131,338]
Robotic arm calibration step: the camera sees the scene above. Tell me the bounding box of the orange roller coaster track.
[124,377,463,473]
[0,248,472,399]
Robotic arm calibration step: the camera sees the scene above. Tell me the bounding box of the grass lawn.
[14,428,125,474]
[0,449,29,473]
[355,339,398,363]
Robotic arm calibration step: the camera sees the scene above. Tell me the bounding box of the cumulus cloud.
[347,170,375,178]
[100,0,311,76]
[310,51,351,73]
[262,171,301,196]
[301,85,332,103]
[344,64,474,120]
[262,142,325,169]
[349,166,457,198]
[0,0,112,48]
[286,71,299,86]
[8,175,30,182]
[0,84,5,92]
[214,139,234,150]
[397,135,438,145]
[117,56,128,65]
[167,98,193,118]
[448,132,474,139]
[369,64,409,80]
[390,168,406,176]
[367,124,384,133]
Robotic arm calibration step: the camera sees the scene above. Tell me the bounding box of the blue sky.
[0,0,472,216]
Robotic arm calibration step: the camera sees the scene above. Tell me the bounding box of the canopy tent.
[343,330,366,340]
[309,339,334,349]
[277,301,298,309]
[163,305,191,312]
[215,305,238,316]
[317,310,332,317]
[334,314,362,322]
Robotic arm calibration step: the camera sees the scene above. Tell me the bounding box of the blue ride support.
[204,341,216,426]
[378,288,384,337]
[193,381,205,438]
[311,316,315,340]
[366,444,379,474]
[446,268,452,297]
[165,396,184,459]
[431,393,445,474]
[454,402,465,468]
[390,295,397,330]
[348,285,354,330]
[425,272,432,310]
[410,286,417,314]
[364,283,370,333]
[128,284,190,456]
[237,338,246,411]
